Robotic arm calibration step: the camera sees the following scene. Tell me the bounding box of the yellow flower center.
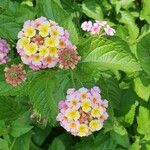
[91,106,103,118]
[66,109,80,120]
[33,54,41,62]
[45,37,58,47]
[81,100,91,112]
[52,30,59,36]
[78,124,88,136]
[25,43,37,56]
[89,120,102,131]
[49,47,58,57]
[24,26,36,38]
[39,46,49,57]
[39,24,49,37]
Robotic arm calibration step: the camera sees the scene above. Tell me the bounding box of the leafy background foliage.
[0,0,150,149]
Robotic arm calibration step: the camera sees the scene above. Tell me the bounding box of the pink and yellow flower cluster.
[0,38,10,64]
[81,20,116,36]
[56,87,108,137]
[16,17,74,70]
[4,64,26,86]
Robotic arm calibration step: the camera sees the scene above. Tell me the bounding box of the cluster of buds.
[0,38,10,64]
[56,87,108,137]
[30,109,47,125]
[4,64,26,86]
[16,16,80,70]
[81,20,116,36]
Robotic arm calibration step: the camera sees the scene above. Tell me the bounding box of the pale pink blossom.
[91,86,101,94]
[81,21,92,31]
[90,23,101,34]
[96,20,107,27]
[0,38,10,64]
[104,25,116,36]
[81,20,115,36]
[67,88,76,95]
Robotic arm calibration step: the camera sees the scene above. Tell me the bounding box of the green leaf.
[0,138,9,150]
[49,134,73,150]
[36,0,78,45]
[122,101,138,127]
[139,24,150,40]
[98,75,121,109]
[134,77,150,101]
[49,137,66,150]
[117,89,139,126]
[137,106,150,135]
[11,132,32,150]
[0,97,26,121]
[119,89,139,116]
[80,36,141,73]
[94,132,117,150]
[120,0,134,9]
[29,72,59,124]
[0,81,29,97]
[0,0,35,41]
[0,121,9,136]
[82,0,103,20]
[140,0,150,23]
[111,0,134,13]
[72,136,94,150]
[111,124,130,148]
[120,11,139,42]
[10,112,32,138]
[137,34,150,75]
[146,143,150,150]
[32,126,51,146]
[129,138,141,150]
[116,25,129,42]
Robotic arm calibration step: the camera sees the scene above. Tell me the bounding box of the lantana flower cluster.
[56,87,108,137]
[4,64,26,86]
[16,16,79,70]
[81,20,116,36]
[0,38,10,64]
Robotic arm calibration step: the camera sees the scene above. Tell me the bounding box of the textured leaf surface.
[140,0,150,23]
[122,102,138,126]
[49,138,66,150]
[137,34,150,75]
[82,0,103,20]
[12,132,32,150]
[137,106,150,135]
[0,0,35,41]
[134,77,150,101]
[0,97,26,121]
[80,36,141,73]
[29,72,60,124]
[10,112,32,138]
[117,89,139,126]
[94,132,117,150]
[111,124,129,148]
[120,11,139,42]
[98,75,121,109]
[0,81,29,96]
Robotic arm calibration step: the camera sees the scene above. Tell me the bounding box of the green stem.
[71,71,75,87]
[10,138,17,150]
